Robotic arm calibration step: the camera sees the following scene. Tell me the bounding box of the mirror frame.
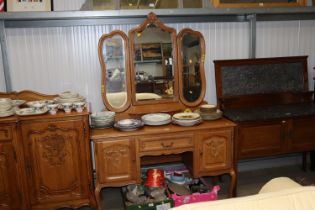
[128,12,179,105]
[98,30,131,112]
[177,28,206,107]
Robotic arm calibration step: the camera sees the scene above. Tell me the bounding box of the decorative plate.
[172,112,200,121]
[141,113,171,126]
[15,107,48,116]
[0,108,15,118]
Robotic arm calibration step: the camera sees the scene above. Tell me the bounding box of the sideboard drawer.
[138,133,194,152]
[0,126,12,141]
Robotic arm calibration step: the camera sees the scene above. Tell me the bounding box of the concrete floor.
[60,164,315,210]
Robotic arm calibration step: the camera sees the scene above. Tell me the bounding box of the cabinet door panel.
[289,117,315,151]
[21,120,89,205]
[238,122,286,159]
[95,138,136,184]
[197,129,233,173]
[0,142,20,210]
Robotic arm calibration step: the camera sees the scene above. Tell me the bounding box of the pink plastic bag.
[171,185,220,207]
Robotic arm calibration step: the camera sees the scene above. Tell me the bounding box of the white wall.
[0,45,5,92]
[5,22,249,112]
[257,20,315,90]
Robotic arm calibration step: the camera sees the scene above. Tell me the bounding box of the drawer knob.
[161,142,174,148]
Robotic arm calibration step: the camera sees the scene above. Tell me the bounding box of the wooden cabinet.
[288,116,315,152]
[197,129,233,174]
[91,119,236,209]
[237,120,287,159]
[94,137,137,185]
[236,117,315,160]
[20,118,92,210]
[0,124,21,210]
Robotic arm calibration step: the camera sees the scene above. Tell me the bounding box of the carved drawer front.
[139,133,194,153]
[0,126,12,141]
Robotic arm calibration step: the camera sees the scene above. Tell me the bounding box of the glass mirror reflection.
[103,35,128,108]
[181,33,202,102]
[133,24,175,101]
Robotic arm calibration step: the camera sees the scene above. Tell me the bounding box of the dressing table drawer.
[0,126,12,141]
[138,134,194,152]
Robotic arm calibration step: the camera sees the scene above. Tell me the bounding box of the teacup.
[47,104,59,115]
[61,103,73,113]
[73,102,85,113]
[31,102,45,111]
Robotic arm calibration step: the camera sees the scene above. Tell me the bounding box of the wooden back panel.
[0,90,57,101]
[214,56,310,109]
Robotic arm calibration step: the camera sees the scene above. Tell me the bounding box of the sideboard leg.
[228,169,237,197]
[95,185,102,210]
[310,151,315,171]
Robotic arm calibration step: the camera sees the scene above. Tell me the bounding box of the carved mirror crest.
[177,28,206,107]
[98,30,131,112]
[128,12,179,105]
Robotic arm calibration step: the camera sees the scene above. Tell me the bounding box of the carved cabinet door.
[94,138,137,185]
[197,129,233,174]
[0,126,21,210]
[21,120,90,206]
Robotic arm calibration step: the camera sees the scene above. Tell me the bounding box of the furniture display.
[0,90,96,210]
[172,177,315,210]
[95,12,237,209]
[214,56,315,171]
[91,119,236,209]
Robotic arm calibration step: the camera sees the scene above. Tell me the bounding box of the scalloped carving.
[42,134,68,166]
[104,145,129,170]
[205,137,225,159]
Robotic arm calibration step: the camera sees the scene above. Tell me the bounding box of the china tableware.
[30,101,45,111]
[0,108,15,118]
[114,119,144,131]
[200,104,217,113]
[172,112,200,121]
[61,103,73,113]
[15,107,48,116]
[73,102,85,113]
[0,98,12,111]
[12,99,26,107]
[141,113,171,126]
[59,91,79,99]
[47,104,59,115]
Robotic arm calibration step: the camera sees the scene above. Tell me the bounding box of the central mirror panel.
[129,12,178,104]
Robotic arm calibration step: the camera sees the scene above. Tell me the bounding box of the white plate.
[15,107,48,116]
[172,112,200,120]
[172,118,202,127]
[141,113,171,126]
[0,108,15,118]
[54,96,85,103]
[12,99,26,107]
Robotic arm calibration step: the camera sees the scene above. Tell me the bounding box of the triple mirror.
[98,12,206,113]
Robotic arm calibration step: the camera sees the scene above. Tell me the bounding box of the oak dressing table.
[93,12,236,209]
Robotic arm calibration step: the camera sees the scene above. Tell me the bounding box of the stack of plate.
[172,112,202,127]
[90,111,115,128]
[196,104,223,121]
[54,92,85,104]
[0,98,14,117]
[141,113,171,126]
[114,119,144,131]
